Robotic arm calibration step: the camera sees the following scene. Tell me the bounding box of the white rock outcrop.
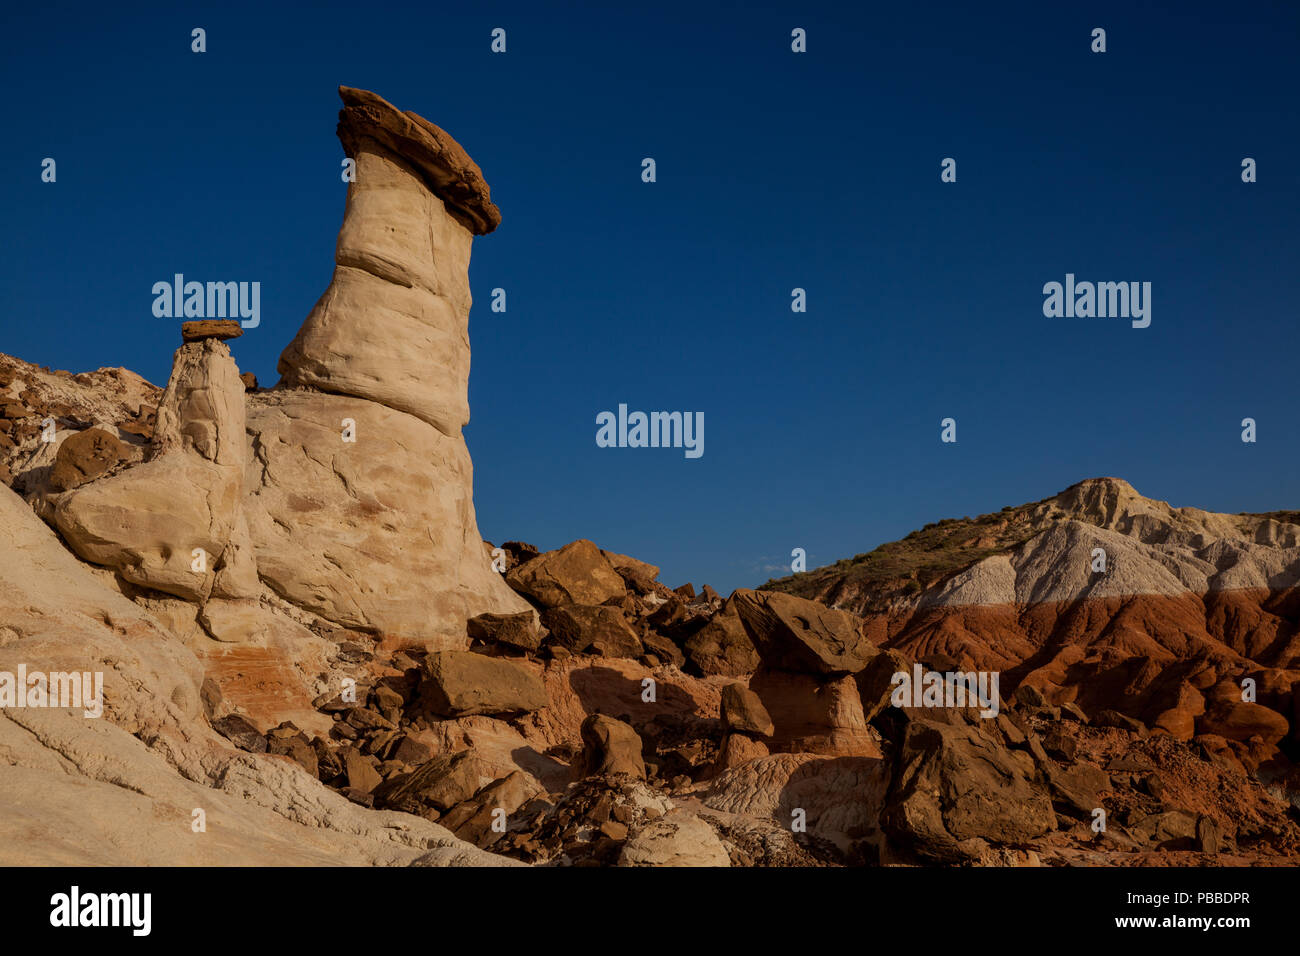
[45,337,252,602]
[0,483,514,865]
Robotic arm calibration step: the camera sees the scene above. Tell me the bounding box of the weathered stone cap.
[182,320,242,342]
[337,86,501,236]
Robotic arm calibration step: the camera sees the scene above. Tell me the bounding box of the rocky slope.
[764,478,1300,775]
[2,87,1298,868]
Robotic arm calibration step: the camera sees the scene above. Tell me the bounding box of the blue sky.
[4,1,1298,594]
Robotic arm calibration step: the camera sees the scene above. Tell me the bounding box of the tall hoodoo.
[277,86,500,435]
[246,87,529,645]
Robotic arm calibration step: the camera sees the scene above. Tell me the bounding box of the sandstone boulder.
[618,812,730,867]
[541,604,643,658]
[749,666,879,756]
[212,714,267,753]
[714,733,771,772]
[418,651,546,717]
[601,549,661,584]
[48,427,125,491]
[517,658,721,755]
[882,718,1056,862]
[573,714,646,780]
[721,683,774,737]
[856,647,914,722]
[683,602,760,676]
[343,748,383,794]
[378,750,499,818]
[182,320,242,342]
[733,589,874,675]
[1196,698,1289,745]
[467,611,543,653]
[506,539,626,608]
[440,771,544,848]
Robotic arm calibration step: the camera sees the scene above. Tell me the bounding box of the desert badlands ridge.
[2,88,1300,867]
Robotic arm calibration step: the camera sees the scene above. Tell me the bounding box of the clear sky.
[4,1,1298,594]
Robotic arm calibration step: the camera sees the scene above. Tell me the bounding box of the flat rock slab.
[182,320,243,341]
[418,650,547,718]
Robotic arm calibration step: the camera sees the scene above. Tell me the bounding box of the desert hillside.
[764,477,1300,614]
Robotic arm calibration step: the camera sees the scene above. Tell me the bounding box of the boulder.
[418,651,546,718]
[333,86,500,235]
[467,611,542,653]
[506,539,626,608]
[618,812,730,867]
[499,541,540,568]
[749,666,879,756]
[1096,710,1148,736]
[855,647,913,722]
[541,604,643,658]
[683,602,760,676]
[1196,815,1223,854]
[732,589,874,675]
[881,718,1056,862]
[420,715,567,792]
[1131,809,1199,849]
[641,631,686,668]
[47,427,125,491]
[266,725,320,777]
[1148,681,1205,740]
[378,750,499,818]
[720,683,774,737]
[1196,699,1289,745]
[211,714,266,753]
[646,598,712,642]
[600,549,660,584]
[713,733,770,772]
[440,771,544,848]
[573,714,646,780]
[343,748,383,794]
[517,658,721,755]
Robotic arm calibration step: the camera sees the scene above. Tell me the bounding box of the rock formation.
[4,86,1300,869]
[251,86,528,644]
[45,330,252,602]
[767,477,1300,772]
[277,86,498,433]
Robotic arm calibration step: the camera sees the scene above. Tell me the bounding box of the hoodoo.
[247,86,530,645]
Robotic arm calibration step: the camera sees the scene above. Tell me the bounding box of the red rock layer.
[871,587,1300,766]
